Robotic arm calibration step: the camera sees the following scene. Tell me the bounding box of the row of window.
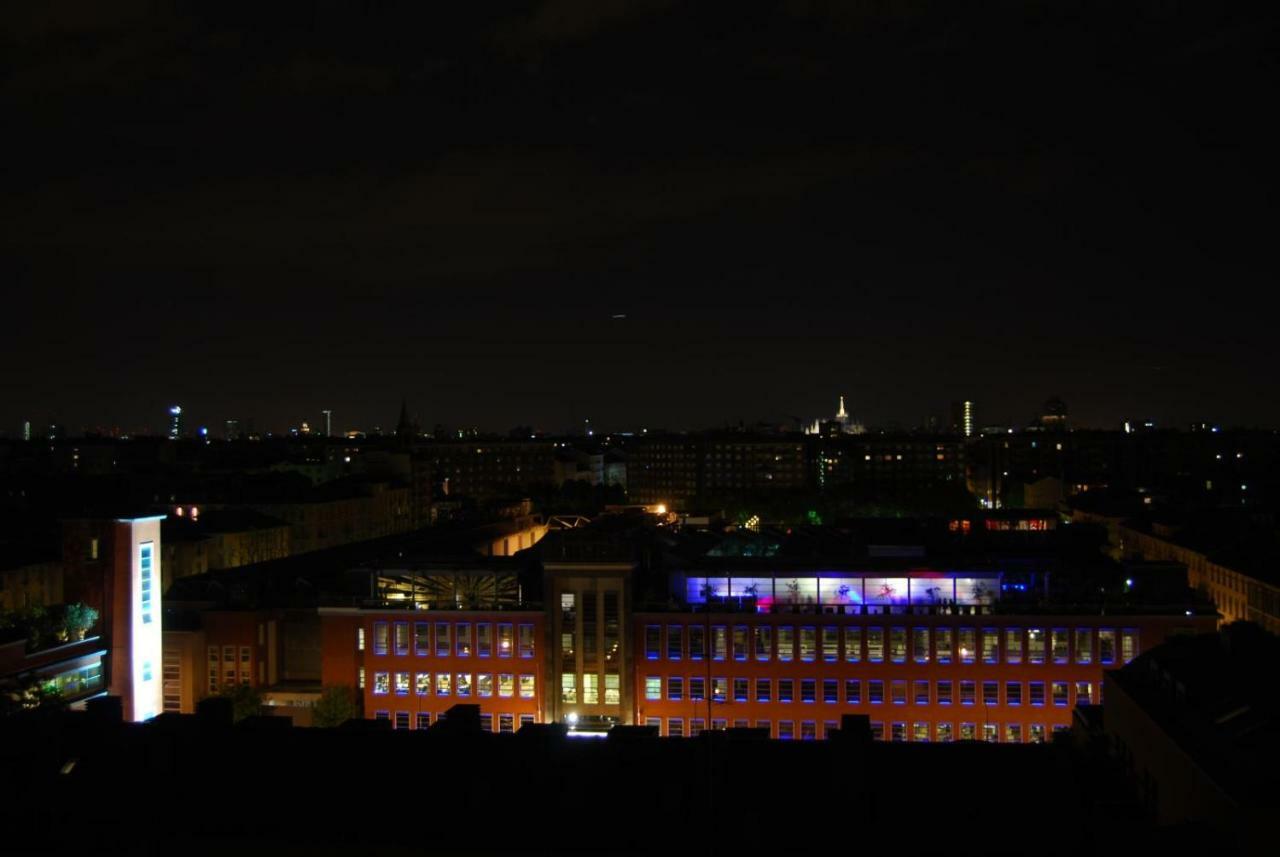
[642,676,1094,707]
[643,718,1071,743]
[371,671,536,699]
[374,710,537,733]
[643,624,1138,666]
[367,621,536,659]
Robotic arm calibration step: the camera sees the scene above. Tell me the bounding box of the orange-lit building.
[633,605,1210,742]
[321,608,545,732]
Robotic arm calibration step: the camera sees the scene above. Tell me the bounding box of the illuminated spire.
[836,395,848,421]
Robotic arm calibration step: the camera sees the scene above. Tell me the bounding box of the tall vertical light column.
[111,515,166,721]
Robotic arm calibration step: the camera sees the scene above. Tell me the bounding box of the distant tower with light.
[321,409,333,438]
[22,420,31,441]
[836,395,849,425]
[168,405,182,440]
[951,400,975,438]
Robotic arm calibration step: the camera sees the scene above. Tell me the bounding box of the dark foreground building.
[1,700,1193,857]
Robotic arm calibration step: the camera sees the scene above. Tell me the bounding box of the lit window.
[959,722,977,741]
[712,626,728,660]
[456,673,472,697]
[415,673,430,696]
[1005,723,1022,743]
[913,628,930,663]
[1121,629,1138,663]
[733,626,748,661]
[357,667,364,690]
[478,674,493,697]
[645,676,662,701]
[983,724,998,743]
[1051,628,1069,663]
[497,624,513,658]
[890,722,907,742]
[866,627,884,663]
[1005,628,1023,664]
[1027,628,1045,664]
[373,672,390,695]
[455,623,471,657]
[394,622,409,656]
[936,722,953,742]
[435,673,451,696]
[357,627,366,652]
[959,628,976,664]
[799,627,817,662]
[583,674,599,704]
[712,677,728,703]
[1074,628,1093,664]
[519,675,535,699]
[1029,724,1045,743]
[1052,682,1069,706]
[935,628,952,663]
[822,627,839,662]
[777,626,794,661]
[560,673,576,703]
[1098,629,1116,664]
[436,623,451,658]
[518,624,535,658]
[889,628,907,663]
[373,622,389,656]
[913,722,929,742]
[844,627,861,662]
[1075,681,1092,705]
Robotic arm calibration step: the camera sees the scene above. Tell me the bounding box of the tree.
[0,674,65,718]
[312,685,357,728]
[61,603,99,641]
[219,683,264,723]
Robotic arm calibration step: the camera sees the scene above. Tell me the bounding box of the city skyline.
[3,5,1277,437]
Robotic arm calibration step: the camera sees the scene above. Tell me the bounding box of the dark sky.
[3,1,1278,436]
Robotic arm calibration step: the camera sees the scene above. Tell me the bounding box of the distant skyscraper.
[951,400,975,438]
[22,420,30,441]
[322,409,333,437]
[168,405,182,440]
[224,419,240,440]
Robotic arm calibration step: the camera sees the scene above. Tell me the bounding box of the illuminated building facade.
[321,608,546,732]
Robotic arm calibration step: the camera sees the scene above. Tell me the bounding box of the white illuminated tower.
[836,395,849,424]
[109,516,165,721]
[168,405,182,440]
[322,409,333,437]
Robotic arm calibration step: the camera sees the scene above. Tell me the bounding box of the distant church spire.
[395,398,413,442]
[836,395,848,421]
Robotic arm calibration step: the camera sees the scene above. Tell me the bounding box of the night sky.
[3,2,1277,436]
